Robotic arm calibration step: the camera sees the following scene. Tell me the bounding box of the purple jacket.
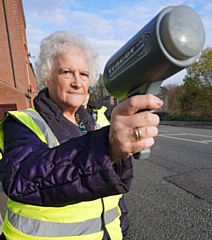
[0,88,133,238]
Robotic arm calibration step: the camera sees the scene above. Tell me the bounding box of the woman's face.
[47,46,90,113]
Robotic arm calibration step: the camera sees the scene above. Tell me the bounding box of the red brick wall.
[0,1,14,86]
[0,0,38,112]
[0,81,30,110]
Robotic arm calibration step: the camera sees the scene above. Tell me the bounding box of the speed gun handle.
[127,82,161,160]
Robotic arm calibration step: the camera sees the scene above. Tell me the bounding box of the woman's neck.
[63,110,79,126]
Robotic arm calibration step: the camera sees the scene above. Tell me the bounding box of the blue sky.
[22,0,212,86]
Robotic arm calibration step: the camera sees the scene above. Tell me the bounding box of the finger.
[132,137,155,155]
[112,94,163,116]
[123,111,160,129]
[116,112,160,129]
[130,126,158,142]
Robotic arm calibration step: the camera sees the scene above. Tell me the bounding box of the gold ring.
[134,127,142,141]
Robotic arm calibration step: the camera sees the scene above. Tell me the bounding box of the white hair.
[35,31,99,89]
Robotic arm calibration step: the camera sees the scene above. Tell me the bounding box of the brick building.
[0,0,38,120]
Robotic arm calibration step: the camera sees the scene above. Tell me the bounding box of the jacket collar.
[33,88,95,143]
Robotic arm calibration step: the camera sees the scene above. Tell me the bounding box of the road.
[1,124,212,238]
[125,124,212,240]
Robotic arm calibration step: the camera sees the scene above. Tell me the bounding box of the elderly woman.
[0,31,163,240]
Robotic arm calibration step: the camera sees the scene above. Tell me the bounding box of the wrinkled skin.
[109,94,163,163]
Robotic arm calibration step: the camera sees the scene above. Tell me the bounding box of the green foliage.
[181,46,212,116]
[165,47,212,119]
[165,84,184,115]
[165,115,212,121]
[89,74,110,102]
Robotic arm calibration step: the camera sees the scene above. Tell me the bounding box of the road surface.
[125,124,212,240]
[1,123,212,238]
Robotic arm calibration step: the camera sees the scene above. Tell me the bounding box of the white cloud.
[22,0,212,86]
[87,37,125,73]
[66,11,115,38]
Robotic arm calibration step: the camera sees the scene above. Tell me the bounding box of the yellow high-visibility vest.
[0,108,122,240]
[93,106,110,128]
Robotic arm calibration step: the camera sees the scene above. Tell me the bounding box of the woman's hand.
[108,94,163,163]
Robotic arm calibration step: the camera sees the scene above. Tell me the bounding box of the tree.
[182,46,212,116]
[165,84,184,115]
[89,74,110,102]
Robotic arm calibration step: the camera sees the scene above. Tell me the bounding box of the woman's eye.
[58,68,72,75]
[63,69,71,74]
[81,72,89,79]
[58,69,89,80]
[82,73,88,77]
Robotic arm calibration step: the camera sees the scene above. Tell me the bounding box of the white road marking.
[202,140,212,143]
[158,132,212,144]
[158,130,168,133]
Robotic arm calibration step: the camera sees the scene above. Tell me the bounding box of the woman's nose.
[71,73,82,87]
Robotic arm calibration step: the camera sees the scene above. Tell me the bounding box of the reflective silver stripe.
[10,110,120,237]
[104,207,120,225]
[20,109,59,148]
[8,207,119,237]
